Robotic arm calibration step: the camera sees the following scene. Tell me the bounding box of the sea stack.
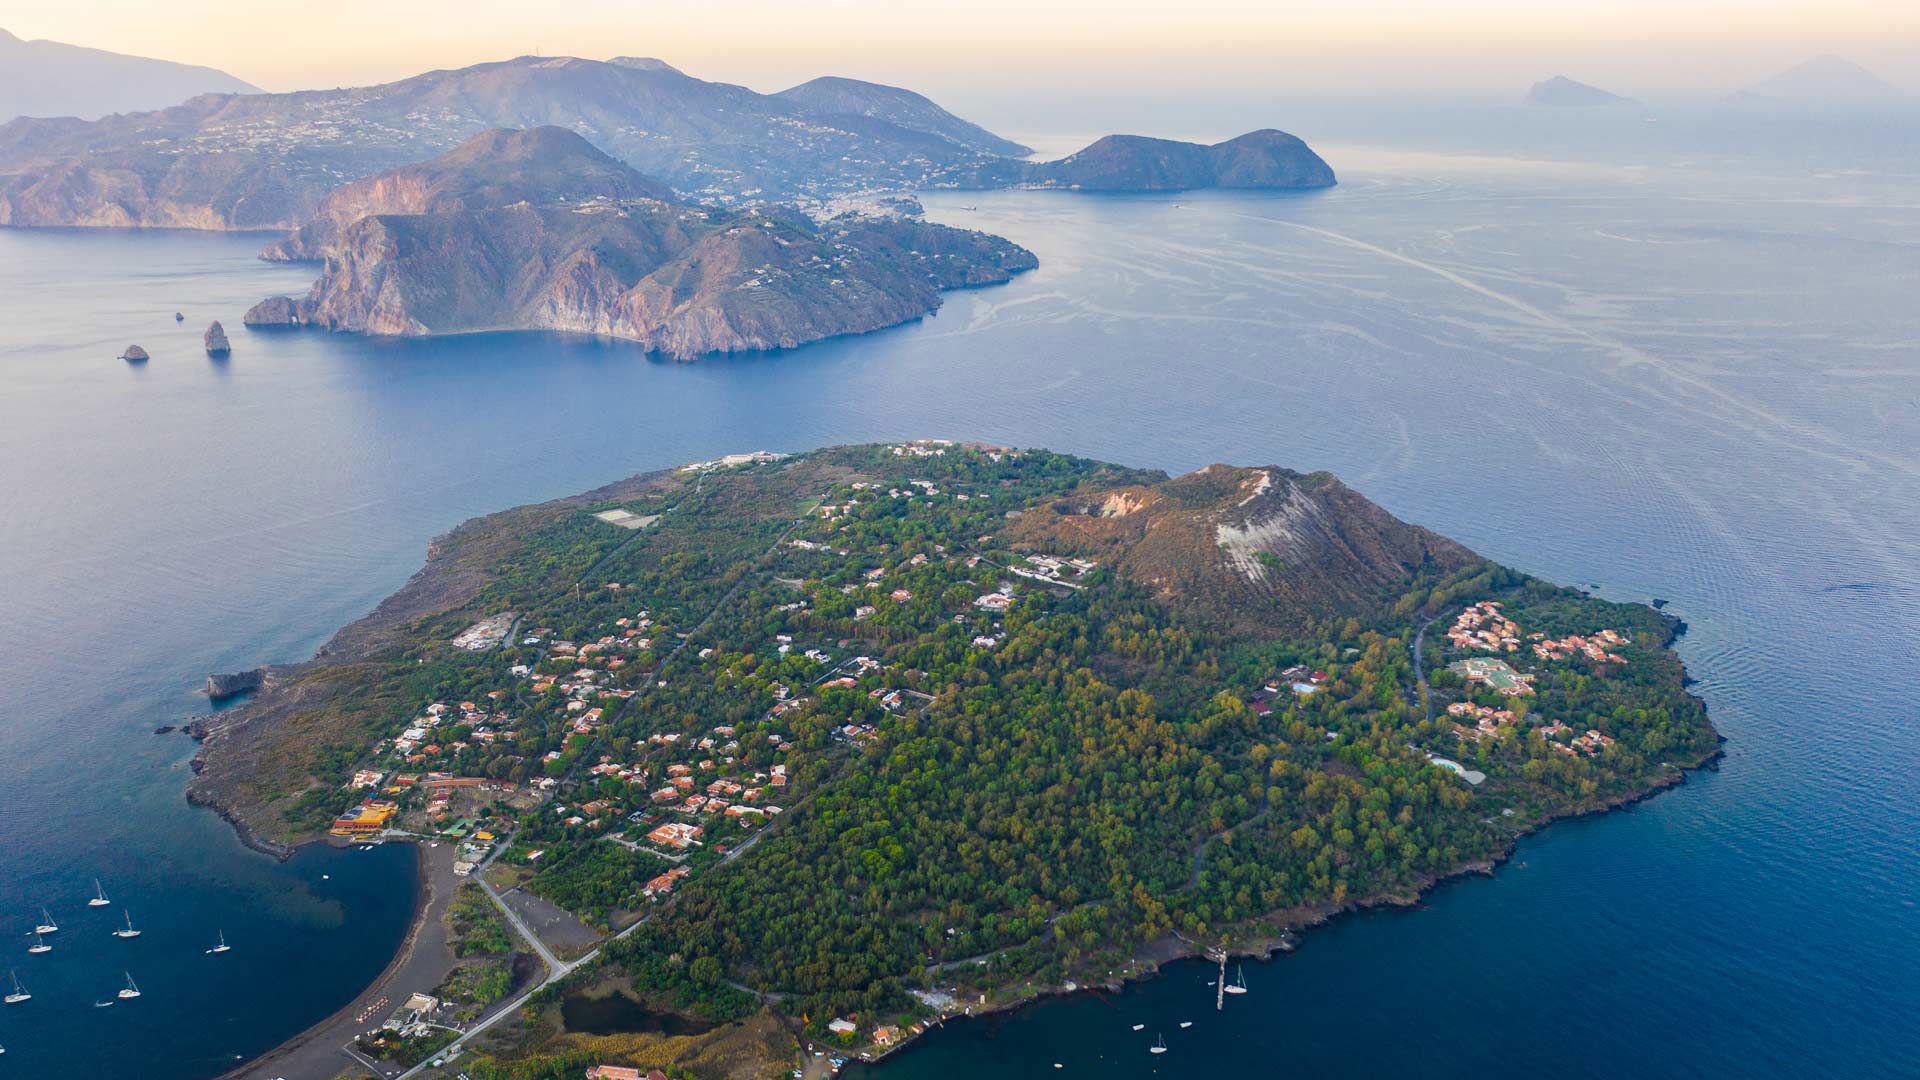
[204,320,231,356]
[121,344,149,361]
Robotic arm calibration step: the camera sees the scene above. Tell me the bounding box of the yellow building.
[330,800,399,837]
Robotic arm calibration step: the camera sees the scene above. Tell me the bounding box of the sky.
[4,0,1917,123]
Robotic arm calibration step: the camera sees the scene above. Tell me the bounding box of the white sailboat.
[27,932,50,955]
[4,971,28,1005]
[117,972,141,1000]
[1149,1034,1167,1055]
[33,908,57,935]
[1224,964,1248,995]
[207,930,230,954]
[112,911,142,939]
[89,879,111,907]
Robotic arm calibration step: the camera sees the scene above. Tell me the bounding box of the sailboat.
[117,972,141,1000]
[89,879,111,907]
[4,971,28,1005]
[207,930,230,954]
[112,911,142,939]
[33,908,57,935]
[27,932,50,955]
[1224,964,1248,995]
[1149,1034,1167,1055]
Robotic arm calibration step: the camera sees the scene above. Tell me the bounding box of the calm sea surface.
[1,140,1916,1077]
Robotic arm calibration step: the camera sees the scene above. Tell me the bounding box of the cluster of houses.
[1008,552,1097,590]
[1446,700,1519,740]
[1245,665,1329,715]
[678,450,787,474]
[1531,628,1630,664]
[1447,601,1522,653]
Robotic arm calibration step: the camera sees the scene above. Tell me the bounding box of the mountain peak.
[774,75,1030,157]
[609,56,684,75]
[1746,54,1901,102]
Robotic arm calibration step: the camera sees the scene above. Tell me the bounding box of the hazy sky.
[6,0,1917,115]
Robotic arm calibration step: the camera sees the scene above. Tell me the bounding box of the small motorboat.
[1131,1023,1145,1031]
[1178,1020,1192,1029]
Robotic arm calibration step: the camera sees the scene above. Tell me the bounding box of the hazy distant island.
[0,53,1335,231]
[1523,75,1636,107]
[189,441,1718,1078]
[0,26,259,123]
[1736,54,1905,105]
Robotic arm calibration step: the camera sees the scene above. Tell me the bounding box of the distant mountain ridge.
[775,76,1032,157]
[1523,76,1635,107]
[0,27,260,122]
[0,53,1028,229]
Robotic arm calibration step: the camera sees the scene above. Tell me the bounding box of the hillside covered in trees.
[191,442,1717,1076]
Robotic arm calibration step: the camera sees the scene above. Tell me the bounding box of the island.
[1522,75,1637,107]
[189,441,1717,1079]
[0,54,1335,231]
[242,127,1037,359]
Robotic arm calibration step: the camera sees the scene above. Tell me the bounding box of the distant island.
[1738,54,1905,105]
[243,127,1036,359]
[189,442,1718,1078]
[0,53,1336,230]
[1523,75,1636,107]
[0,26,259,123]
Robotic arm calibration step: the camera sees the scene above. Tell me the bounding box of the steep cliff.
[249,203,1034,359]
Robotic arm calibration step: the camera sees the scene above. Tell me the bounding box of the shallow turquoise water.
[1,146,1916,1076]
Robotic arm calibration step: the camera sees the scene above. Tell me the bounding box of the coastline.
[856,739,1724,1072]
[219,839,455,1080]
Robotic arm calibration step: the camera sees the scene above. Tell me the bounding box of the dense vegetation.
[253,442,1716,1063]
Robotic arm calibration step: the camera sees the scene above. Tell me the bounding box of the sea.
[1,109,1916,1078]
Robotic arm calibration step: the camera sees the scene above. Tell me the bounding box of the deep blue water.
[1,142,1916,1077]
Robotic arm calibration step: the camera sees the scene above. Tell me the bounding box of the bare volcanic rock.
[204,668,263,700]
[120,343,148,361]
[243,295,302,327]
[1010,463,1476,631]
[261,126,674,261]
[276,203,1034,359]
[203,320,230,355]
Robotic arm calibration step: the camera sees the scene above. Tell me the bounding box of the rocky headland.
[244,127,1036,359]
